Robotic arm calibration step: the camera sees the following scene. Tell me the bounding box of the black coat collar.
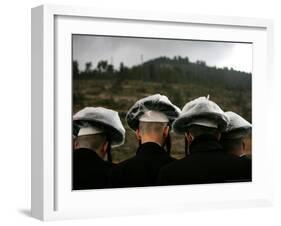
[74,148,104,162]
[136,142,167,155]
[189,134,223,154]
[74,148,115,166]
[74,147,97,155]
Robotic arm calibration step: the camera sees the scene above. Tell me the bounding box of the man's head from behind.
[136,121,169,146]
[172,96,229,155]
[184,124,221,145]
[173,96,229,134]
[136,110,170,146]
[125,94,180,152]
[220,137,245,157]
[73,107,126,162]
[221,111,252,157]
[135,110,170,147]
[74,126,109,160]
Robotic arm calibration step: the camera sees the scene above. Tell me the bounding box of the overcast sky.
[73,35,252,73]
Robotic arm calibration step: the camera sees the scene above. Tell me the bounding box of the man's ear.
[242,140,246,151]
[216,132,221,141]
[74,139,79,149]
[163,125,170,138]
[136,128,141,141]
[101,141,108,157]
[184,133,189,141]
[185,132,193,145]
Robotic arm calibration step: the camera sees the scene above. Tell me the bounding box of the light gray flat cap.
[173,96,229,134]
[126,94,181,131]
[222,111,252,139]
[73,107,125,147]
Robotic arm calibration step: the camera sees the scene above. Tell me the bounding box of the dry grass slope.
[73,78,252,163]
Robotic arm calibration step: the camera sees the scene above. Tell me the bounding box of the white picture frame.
[31,4,274,221]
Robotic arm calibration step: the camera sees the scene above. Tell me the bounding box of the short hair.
[75,133,107,151]
[139,121,168,135]
[220,138,243,153]
[187,125,220,138]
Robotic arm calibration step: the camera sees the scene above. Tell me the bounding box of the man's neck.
[231,149,245,157]
[141,140,162,147]
[141,135,163,147]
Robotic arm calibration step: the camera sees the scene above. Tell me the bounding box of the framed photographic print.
[31,4,274,221]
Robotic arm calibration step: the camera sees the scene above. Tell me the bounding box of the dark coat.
[73,148,114,190]
[158,135,252,186]
[109,142,175,188]
[238,154,252,178]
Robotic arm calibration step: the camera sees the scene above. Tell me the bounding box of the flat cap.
[173,96,229,134]
[73,107,125,147]
[126,94,181,131]
[222,111,252,139]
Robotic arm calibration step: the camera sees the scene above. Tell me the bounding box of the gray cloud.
[73,35,252,73]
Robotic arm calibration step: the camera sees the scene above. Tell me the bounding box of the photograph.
[72,34,252,190]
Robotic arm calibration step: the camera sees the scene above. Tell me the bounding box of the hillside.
[73,56,252,162]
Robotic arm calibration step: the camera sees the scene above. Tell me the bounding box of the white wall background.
[0,0,280,225]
